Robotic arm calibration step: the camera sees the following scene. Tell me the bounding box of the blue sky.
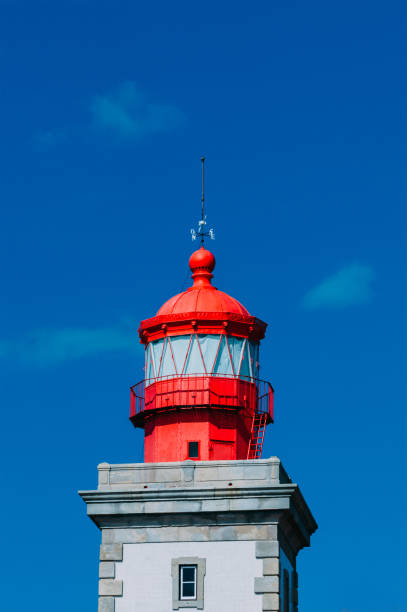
[0,1,405,610]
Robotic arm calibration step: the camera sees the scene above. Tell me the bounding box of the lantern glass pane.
[170,335,191,374]
[239,340,252,379]
[151,339,165,378]
[197,334,221,373]
[146,344,154,380]
[249,341,259,378]
[228,336,245,375]
[213,335,233,375]
[159,338,176,377]
[184,335,205,374]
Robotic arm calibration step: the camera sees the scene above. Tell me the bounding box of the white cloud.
[0,319,141,366]
[303,263,374,310]
[91,81,185,139]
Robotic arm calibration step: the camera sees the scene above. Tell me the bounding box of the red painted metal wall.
[130,375,273,462]
[143,408,254,462]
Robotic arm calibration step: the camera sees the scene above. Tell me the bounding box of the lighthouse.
[80,167,317,612]
[130,245,273,463]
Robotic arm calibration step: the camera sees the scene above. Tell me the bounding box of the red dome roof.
[157,247,250,316]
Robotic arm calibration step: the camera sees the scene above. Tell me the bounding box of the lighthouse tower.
[130,245,273,463]
[80,169,317,612]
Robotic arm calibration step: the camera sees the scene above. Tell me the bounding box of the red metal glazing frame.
[167,336,178,375]
[145,333,255,380]
[138,312,267,344]
[224,334,235,376]
[180,334,193,375]
[237,338,247,377]
[194,332,208,375]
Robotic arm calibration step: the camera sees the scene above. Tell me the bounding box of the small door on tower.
[210,440,235,460]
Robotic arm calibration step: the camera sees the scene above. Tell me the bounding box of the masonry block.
[230,497,261,511]
[99,579,123,597]
[98,596,115,612]
[262,593,280,610]
[98,463,110,486]
[99,562,115,578]
[100,544,123,561]
[256,540,279,558]
[195,466,218,481]
[263,558,280,575]
[201,498,229,512]
[254,576,279,593]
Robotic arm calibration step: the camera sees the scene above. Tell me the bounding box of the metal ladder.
[247,411,268,459]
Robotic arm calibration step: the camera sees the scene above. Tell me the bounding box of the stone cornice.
[80,483,298,504]
[79,458,317,556]
[80,484,316,552]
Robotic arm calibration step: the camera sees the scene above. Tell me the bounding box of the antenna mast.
[190,156,215,245]
[201,156,205,245]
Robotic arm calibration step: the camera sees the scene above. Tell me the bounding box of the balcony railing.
[130,373,273,424]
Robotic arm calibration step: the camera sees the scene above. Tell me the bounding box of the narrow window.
[283,569,290,612]
[180,565,197,600]
[172,557,206,610]
[188,441,199,458]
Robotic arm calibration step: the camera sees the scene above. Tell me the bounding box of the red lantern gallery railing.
[130,373,273,425]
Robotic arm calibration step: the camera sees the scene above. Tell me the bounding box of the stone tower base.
[80,458,317,612]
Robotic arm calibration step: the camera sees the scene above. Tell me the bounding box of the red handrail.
[130,373,273,422]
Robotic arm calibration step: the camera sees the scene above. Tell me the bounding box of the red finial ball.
[189,246,216,273]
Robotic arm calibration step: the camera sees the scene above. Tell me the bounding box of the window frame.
[179,564,197,600]
[187,441,200,459]
[171,557,206,610]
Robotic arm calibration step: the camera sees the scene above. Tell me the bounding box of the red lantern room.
[130,246,274,463]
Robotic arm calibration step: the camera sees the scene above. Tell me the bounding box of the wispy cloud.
[0,319,141,367]
[32,128,66,152]
[90,81,185,139]
[303,263,374,310]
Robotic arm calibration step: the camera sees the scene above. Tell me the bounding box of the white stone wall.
[115,541,263,612]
